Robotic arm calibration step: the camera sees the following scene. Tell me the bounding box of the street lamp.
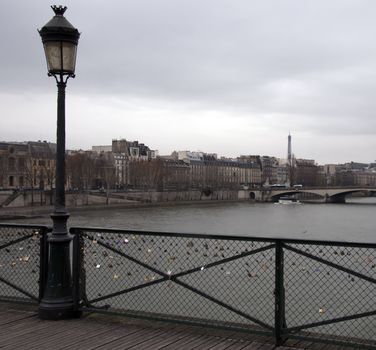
[38,5,80,320]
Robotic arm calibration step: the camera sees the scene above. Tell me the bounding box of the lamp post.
[38,5,80,320]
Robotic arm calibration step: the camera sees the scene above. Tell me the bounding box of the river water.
[19,197,376,243]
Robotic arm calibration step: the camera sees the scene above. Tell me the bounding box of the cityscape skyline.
[1,1,376,164]
[1,138,375,193]
[1,135,374,166]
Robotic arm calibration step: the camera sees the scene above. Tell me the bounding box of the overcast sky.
[1,0,376,164]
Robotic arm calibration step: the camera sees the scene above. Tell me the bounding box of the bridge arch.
[269,188,375,203]
[325,189,373,203]
[269,190,313,202]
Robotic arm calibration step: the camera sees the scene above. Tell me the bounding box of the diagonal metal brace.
[285,245,376,285]
[0,275,38,301]
[0,234,35,251]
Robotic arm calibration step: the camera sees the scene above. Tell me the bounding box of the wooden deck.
[0,303,352,350]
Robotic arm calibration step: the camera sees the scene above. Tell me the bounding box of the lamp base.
[38,300,81,320]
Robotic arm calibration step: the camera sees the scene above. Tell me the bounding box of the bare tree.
[24,158,36,206]
[40,161,55,205]
[66,153,96,191]
[93,154,116,205]
[0,156,6,189]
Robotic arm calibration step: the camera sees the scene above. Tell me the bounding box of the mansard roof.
[0,142,29,153]
[28,141,56,159]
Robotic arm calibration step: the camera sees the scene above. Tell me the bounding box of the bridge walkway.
[0,303,356,350]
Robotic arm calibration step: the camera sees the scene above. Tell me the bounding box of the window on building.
[18,158,25,170]
[9,176,14,187]
[8,158,15,171]
[19,176,24,187]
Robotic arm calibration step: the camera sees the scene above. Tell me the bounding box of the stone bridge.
[244,187,376,203]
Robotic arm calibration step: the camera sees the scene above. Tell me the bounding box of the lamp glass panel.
[62,42,77,73]
[43,42,62,72]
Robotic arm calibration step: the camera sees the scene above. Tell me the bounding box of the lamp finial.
[51,5,67,16]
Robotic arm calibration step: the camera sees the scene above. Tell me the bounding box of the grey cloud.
[1,0,376,162]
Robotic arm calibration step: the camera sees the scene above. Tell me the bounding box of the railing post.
[38,227,49,301]
[275,240,287,346]
[70,227,82,314]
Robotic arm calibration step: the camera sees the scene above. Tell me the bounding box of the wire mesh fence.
[0,224,48,304]
[75,228,276,335]
[284,242,376,348]
[74,227,376,348]
[1,222,376,348]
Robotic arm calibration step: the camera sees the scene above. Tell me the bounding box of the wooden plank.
[223,340,261,350]
[3,320,112,350]
[205,339,244,350]
[191,336,230,349]
[59,326,145,350]
[126,330,192,350]
[238,342,267,350]
[305,342,326,350]
[254,344,276,350]
[2,322,84,349]
[171,334,224,350]
[28,329,93,350]
[42,321,131,350]
[28,322,121,350]
[0,320,56,345]
[157,333,210,350]
[0,310,36,325]
[1,304,347,350]
[102,328,167,350]
[291,340,314,349]
[0,315,42,333]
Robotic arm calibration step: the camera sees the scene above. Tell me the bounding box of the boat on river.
[278,196,301,204]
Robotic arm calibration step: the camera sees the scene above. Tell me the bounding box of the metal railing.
[0,224,49,304]
[73,226,376,349]
[1,223,376,348]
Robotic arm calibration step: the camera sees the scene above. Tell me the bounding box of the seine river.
[20,197,376,243]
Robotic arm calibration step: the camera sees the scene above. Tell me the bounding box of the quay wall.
[0,189,254,208]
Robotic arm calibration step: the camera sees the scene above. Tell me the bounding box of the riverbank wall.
[0,189,250,208]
